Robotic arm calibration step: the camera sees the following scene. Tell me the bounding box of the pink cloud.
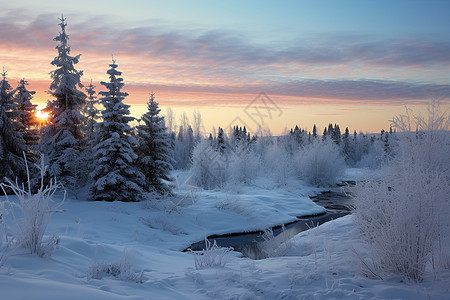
[1,11,449,109]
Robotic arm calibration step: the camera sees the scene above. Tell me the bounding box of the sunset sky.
[1,0,449,134]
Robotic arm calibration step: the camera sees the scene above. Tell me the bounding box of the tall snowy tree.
[13,78,39,161]
[39,15,87,188]
[83,79,99,139]
[90,59,145,202]
[342,127,350,160]
[136,92,173,195]
[81,80,100,175]
[216,127,226,153]
[322,127,328,140]
[0,69,28,183]
[312,124,317,138]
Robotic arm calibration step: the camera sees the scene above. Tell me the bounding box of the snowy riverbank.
[0,169,448,299]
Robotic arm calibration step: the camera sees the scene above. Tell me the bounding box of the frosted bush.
[190,140,228,189]
[0,155,65,257]
[353,101,450,282]
[191,238,233,269]
[228,145,261,185]
[294,139,346,187]
[262,143,293,185]
[354,166,447,281]
[355,139,385,169]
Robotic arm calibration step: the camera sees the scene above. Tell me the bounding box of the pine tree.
[0,69,28,183]
[13,78,39,161]
[217,127,226,153]
[136,92,173,195]
[293,125,303,146]
[81,80,100,175]
[312,124,317,138]
[90,59,145,202]
[328,123,334,137]
[331,124,341,144]
[83,79,99,139]
[322,127,328,140]
[342,127,350,159]
[39,15,87,188]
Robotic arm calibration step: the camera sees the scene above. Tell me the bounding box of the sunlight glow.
[35,105,50,122]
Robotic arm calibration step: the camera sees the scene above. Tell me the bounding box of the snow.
[1,169,449,299]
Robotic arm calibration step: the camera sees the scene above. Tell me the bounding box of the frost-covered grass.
[87,248,144,283]
[191,239,233,270]
[0,156,65,258]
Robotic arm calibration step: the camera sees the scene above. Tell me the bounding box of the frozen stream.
[185,183,354,259]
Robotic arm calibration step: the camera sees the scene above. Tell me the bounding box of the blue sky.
[1,0,449,133]
[10,0,449,38]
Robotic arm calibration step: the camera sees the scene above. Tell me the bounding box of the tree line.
[0,15,173,201]
[1,15,395,200]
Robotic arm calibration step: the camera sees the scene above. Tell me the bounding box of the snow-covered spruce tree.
[39,15,87,189]
[83,79,100,140]
[82,80,100,173]
[136,92,173,195]
[0,69,28,184]
[90,59,145,202]
[216,127,226,153]
[13,79,39,162]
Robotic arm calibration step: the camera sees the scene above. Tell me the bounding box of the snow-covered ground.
[1,169,449,299]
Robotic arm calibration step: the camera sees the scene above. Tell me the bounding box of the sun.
[35,105,50,123]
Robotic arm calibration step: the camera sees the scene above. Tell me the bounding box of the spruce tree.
[0,69,28,183]
[13,79,39,161]
[331,124,341,144]
[136,92,173,195]
[39,15,87,188]
[217,127,226,153]
[342,127,350,159]
[82,80,100,175]
[312,124,317,138]
[322,127,328,140]
[83,79,99,139]
[90,59,145,202]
